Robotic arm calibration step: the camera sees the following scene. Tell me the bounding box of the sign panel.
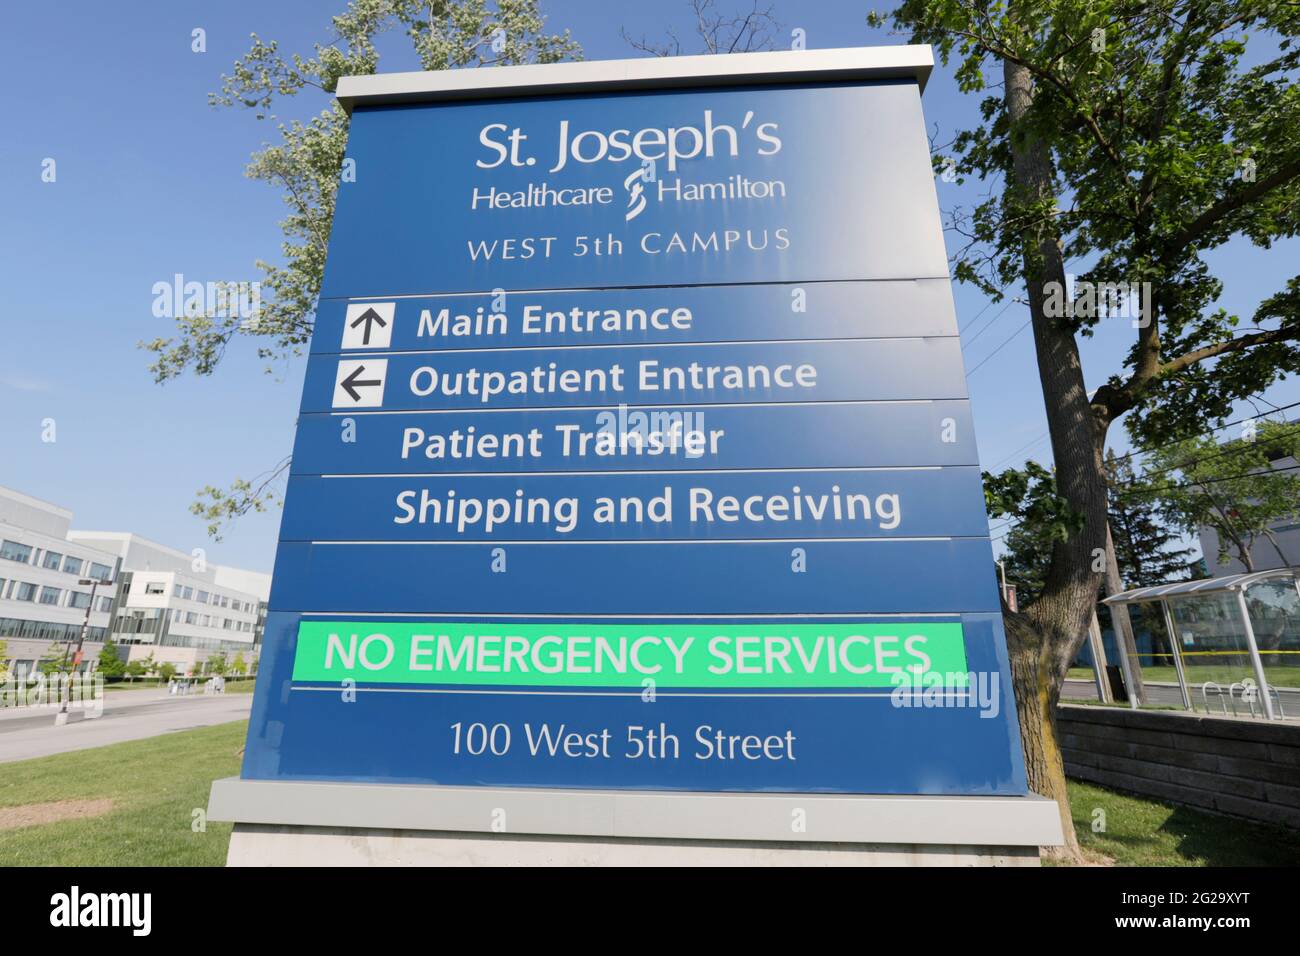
[240,70,1029,798]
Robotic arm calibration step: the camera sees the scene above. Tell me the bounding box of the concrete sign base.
[227,824,1042,867]
[210,777,1062,866]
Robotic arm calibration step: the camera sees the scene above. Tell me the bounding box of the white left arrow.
[332,359,388,408]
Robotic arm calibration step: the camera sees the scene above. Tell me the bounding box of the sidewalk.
[0,687,177,722]
[0,689,253,763]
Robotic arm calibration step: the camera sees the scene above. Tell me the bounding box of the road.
[0,688,252,764]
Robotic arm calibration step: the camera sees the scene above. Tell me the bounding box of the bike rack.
[1200,681,1229,716]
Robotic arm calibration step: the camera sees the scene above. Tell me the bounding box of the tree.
[124,660,147,683]
[97,638,127,679]
[1106,452,1195,588]
[1105,451,1195,665]
[1136,419,1300,572]
[158,662,178,684]
[1000,523,1054,607]
[987,462,1080,607]
[207,653,229,677]
[39,643,70,677]
[621,0,781,56]
[998,454,1193,606]
[0,639,13,707]
[139,0,582,538]
[879,0,1300,857]
[231,652,248,677]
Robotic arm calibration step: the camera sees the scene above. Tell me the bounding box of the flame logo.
[623,166,647,221]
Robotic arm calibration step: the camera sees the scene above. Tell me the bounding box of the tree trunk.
[1004,611,1078,858]
[1001,57,1116,862]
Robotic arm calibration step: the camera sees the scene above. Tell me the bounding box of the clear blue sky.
[2,1,1296,572]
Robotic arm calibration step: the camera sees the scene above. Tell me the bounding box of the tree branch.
[1165,156,1300,256]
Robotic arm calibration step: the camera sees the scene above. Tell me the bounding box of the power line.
[989,404,1300,479]
[1117,419,1300,485]
[961,299,1019,351]
[957,296,1001,334]
[1113,461,1300,499]
[966,319,1033,376]
[1107,399,1300,467]
[957,279,1019,335]
[990,431,1052,469]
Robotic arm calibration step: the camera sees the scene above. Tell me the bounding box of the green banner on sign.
[292,621,969,689]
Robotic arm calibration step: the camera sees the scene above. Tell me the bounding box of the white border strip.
[336,46,935,111]
[209,778,1063,846]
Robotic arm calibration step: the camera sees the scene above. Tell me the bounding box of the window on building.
[68,591,91,610]
[183,586,193,600]
[62,556,83,576]
[144,582,166,595]
[41,550,64,570]
[185,612,196,625]
[97,596,112,612]
[38,586,61,606]
[173,583,184,597]
[14,582,37,602]
[89,563,112,582]
[196,590,210,604]
[1,540,33,564]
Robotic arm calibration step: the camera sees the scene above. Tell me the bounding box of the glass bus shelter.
[1100,568,1300,720]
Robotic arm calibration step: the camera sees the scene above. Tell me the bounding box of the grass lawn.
[1063,697,1185,711]
[2,719,1297,866]
[105,677,258,693]
[1063,779,1300,866]
[0,721,244,866]
[1067,665,1300,688]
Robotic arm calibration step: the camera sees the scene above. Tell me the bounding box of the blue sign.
[318,82,949,297]
[240,74,1030,797]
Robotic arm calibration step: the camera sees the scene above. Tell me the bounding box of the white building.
[0,484,271,680]
[0,487,119,679]
[1197,449,1300,574]
[68,532,270,676]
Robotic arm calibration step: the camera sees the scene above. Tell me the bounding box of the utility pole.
[1102,523,1144,705]
[54,576,112,726]
[1085,610,1113,704]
